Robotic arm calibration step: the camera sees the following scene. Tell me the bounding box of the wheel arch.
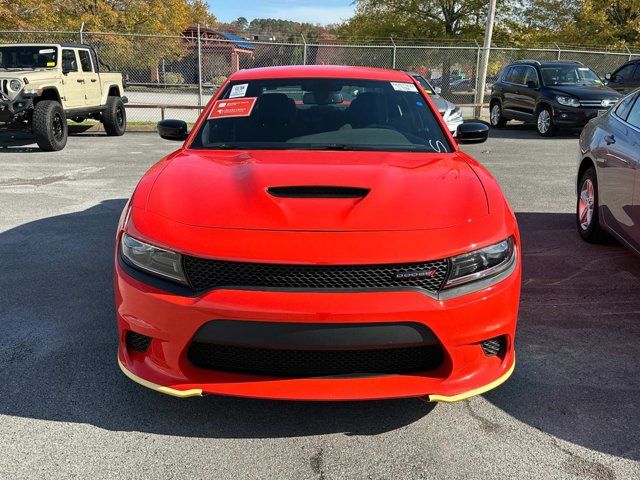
[577,156,597,193]
[101,84,122,104]
[535,100,554,115]
[34,87,62,105]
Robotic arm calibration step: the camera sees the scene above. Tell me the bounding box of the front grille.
[0,80,8,97]
[579,99,615,108]
[126,331,152,352]
[183,256,449,292]
[188,342,444,377]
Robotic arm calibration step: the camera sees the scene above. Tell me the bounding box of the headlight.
[445,237,516,288]
[9,80,22,92]
[120,233,187,284]
[448,107,462,120]
[556,96,580,107]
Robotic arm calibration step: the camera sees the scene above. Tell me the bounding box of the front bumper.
[552,106,609,128]
[115,251,520,401]
[0,94,31,123]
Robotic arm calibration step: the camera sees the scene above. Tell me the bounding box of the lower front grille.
[188,342,444,377]
[126,331,152,352]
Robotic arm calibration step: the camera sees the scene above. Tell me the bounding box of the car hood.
[429,94,454,113]
[145,149,489,232]
[548,84,621,100]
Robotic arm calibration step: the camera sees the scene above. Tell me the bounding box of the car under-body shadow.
[0,202,638,456]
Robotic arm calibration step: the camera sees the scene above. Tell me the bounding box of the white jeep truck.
[0,43,127,151]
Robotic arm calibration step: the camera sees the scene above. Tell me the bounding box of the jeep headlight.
[9,80,22,92]
[448,107,463,120]
[120,233,187,284]
[556,96,580,107]
[444,237,516,288]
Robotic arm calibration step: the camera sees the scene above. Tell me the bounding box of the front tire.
[32,100,68,152]
[537,106,556,137]
[490,102,507,128]
[577,167,605,242]
[102,96,127,136]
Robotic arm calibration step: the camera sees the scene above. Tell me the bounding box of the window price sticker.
[229,83,249,98]
[391,82,418,92]
[209,97,258,119]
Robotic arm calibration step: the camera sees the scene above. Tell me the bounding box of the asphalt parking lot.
[1,127,639,479]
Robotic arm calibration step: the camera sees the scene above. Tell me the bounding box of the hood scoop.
[267,185,370,199]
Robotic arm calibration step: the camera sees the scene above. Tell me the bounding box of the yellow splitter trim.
[119,358,515,401]
[118,359,203,398]
[428,359,515,403]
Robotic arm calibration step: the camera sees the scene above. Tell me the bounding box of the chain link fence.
[2,29,639,123]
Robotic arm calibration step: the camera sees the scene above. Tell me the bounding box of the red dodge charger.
[115,66,520,401]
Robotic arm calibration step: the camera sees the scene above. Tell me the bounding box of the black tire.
[32,100,68,151]
[536,106,556,137]
[489,101,507,128]
[577,167,606,243]
[102,96,127,136]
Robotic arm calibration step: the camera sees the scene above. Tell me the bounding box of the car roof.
[509,60,585,68]
[230,65,414,82]
[0,43,94,49]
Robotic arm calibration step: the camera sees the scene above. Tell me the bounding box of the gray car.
[407,72,464,135]
[577,89,640,253]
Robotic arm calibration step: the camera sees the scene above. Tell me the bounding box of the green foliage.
[163,72,186,84]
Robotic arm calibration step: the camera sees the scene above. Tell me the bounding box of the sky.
[211,0,356,25]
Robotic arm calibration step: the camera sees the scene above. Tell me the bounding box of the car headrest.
[255,93,296,125]
[348,92,389,128]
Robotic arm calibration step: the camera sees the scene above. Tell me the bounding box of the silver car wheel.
[538,109,551,134]
[491,105,501,125]
[578,178,595,231]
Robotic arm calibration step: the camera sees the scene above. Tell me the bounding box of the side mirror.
[605,73,612,81]
[157,119,189,141]
[456,122,489,144]
[434,87,442,95]
[526,80,539,89]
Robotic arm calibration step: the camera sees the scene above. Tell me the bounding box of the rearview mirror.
[456,122,489,144]
[157,119,189,141]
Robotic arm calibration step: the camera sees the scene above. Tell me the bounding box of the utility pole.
[475,0,497,118]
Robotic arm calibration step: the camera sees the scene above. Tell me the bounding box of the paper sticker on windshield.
[39,48,55,54]
[209,97,257,119]
[46,62,55,67]
[229,83,249,98]
[391,82,418,92]
[578,67,590,71]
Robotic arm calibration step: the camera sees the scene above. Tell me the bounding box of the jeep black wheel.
[103,96,127,136]
[32,100,68,151]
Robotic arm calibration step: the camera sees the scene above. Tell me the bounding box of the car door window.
[612,63,635,83]
[508,66,526,85]
[632,64,640,81]
[522,66,539,87]
[61,49,78,73]
[78,50,93,73]
[625,96,640,128]
[615,93,638,121]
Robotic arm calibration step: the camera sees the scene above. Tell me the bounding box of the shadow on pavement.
[0,126,106,153]
[486,212,640,461]
[487,124,580,140]
[0,202,638,454]
[0,200,434,438]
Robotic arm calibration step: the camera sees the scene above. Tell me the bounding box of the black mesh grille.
[183,257,449,292]
[188,342,444,377]
[267,186,370,198]
[126,331,152,352]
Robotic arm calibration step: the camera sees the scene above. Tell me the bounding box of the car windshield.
[0,46,58,69]
[190,78,451,153]
[541,65,602,86]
